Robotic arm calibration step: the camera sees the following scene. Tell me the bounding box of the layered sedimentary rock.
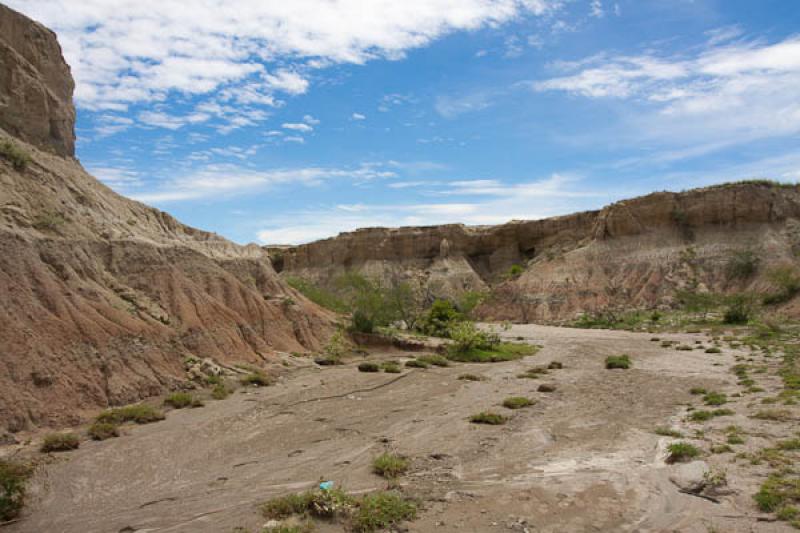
[0,5,333,432]
[272,183,800,322]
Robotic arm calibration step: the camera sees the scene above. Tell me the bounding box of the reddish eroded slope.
[0,4,333,432]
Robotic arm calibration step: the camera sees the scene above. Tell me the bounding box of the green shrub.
[41,433,80,453]
[32,212,66,232]
[537,383,556,392]
[502,396,534,409]
[458,373,485,381]
[211,383,232,400]
[351,309,375,333]
[456,291,487,317]
[164,392,201,409]
[752,409,792,421]
[666,442,701,463]
[95,404,165,425]
[0,139,31,171]
[418,354,449,367]
[381,361,401,373]
[358,362,380,373]
[723,294,755,324]
[351,491,417,532]
[286,276,348,312]
[88,421,120,441]
[241,371,272,387]
[754,475,800,512]
[417,300,462,337]
[703,391,727,406]
[372,453,409,478]
[726,250,759,280]
[405,359,429,368]
[705,347,722,354]
[507,264,524,278]
[654,427,683,438]
[689,408,734,422]
[547,361,563,369]
[0,460,32,521]
[605,355,631,369]
[262,488,354,520]
[469,412,508,425]
[690,387,707,395]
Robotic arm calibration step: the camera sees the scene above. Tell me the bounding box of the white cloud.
[282,122,313,132]
[255,173,607,244]
[435,92,495,118]
[530,36,800,149]
[129,163,397,203]
[589,0,603,18]
[351,113,366,120]
[303,115,320,125]
[10,0,560,112]
[90,166,142,188]
[283,136,306,144]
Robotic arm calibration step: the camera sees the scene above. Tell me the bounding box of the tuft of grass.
[690,387,707,395]
[654,427,683,438]
[0,139,32,171]
[469,412,508,425]
[240,371,273,386]
[372,453,409,479]
[95,404,165,425]
[666,442,701,463]
[752,409,793,422]
[88,421,120,441]
[727,434,745,445]
[211,383,232,400]
[605,355,631,369]
[703,391,728,406]
[689,409,734,422]
[777,439,800,451]
[502,396,535,409]
[711,444,733,454]
[358,362,380,373]
[705,347,722,354]
[676,345,694,351]
[41,433,80,453]
[517,367,548,379]
[547,361,564,369]
[164,392,203,409]
[0,460,33,521]
[262,487,354,520]
[447,342,538,363]
[350,491,417,533]
[458,373,485,381]
[418,354,450,367]
[754,475,800,513]
[405,359,429,369]
[537,384,557,392]
[381,361,401,374]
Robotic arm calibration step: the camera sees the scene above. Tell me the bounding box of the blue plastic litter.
[319,481,334,490]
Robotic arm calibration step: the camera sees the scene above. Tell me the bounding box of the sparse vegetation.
[0,139,31,171]
[703,391,727,406]
[372,453,409,478]
[164,392,203,408]
[95,404,165,425]
[350,491,417,532]
[690,387,707,395]
[605,355,631,369]
[88,421,120,441]
[241,371,273,387]
[32,211,66,232]
[41,433,80,453]
[0,460,32,521]
[537,383,556,392]
[316,329,350,366]
[507,264,524,278]
[754,475,800,513]
[723,294,755,324]
[211,383,232,400]
[752,409,792,421]
[469,412,508,425]
[286,276,348,313]
[417,299,462,338]
[358,362,380,373]
[666,442,701,463]
[726,250,760,280]
[689,408,734,422]
[417,354,450,367]
[404,359,429,368]
[763,265,800,305]
[458,373,485,381]
[654,427,683,438]
[502,396,534,409]
[381,361,401,373]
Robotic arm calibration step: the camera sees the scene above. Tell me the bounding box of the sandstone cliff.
[271,183,800,322]
[0,5,333,432]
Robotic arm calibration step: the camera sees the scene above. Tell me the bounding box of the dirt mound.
[271,182,800,322]
[0,5,334,432]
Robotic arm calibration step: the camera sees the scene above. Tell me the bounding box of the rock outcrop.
[0,4,75,157]
[0,5,333,432]
[271,182,800,322]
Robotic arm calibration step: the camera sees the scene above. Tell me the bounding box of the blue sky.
[11,0,800,244]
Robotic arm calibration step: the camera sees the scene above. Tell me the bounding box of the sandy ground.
[5,324,796,533]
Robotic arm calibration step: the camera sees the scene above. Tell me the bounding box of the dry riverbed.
[3,324,798,532]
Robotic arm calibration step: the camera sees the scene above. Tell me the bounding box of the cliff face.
[0,4,75,156]
[0,5,333,432]
[272,183,800,322]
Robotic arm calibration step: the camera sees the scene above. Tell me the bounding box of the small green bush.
[752,409,792,421]
[262,488,354,520]
[537,383,556,392]
[358,362,380,373]
[417,299,462,337]
[405,359,429,369]
[458,373,485,381]
[164,392,200,409]
[469,412,508,425]
[372,453,409,478]
[754,475,800,512]
[502,396,534,409]
[240,371,272,387]
[689,408,734,422]
[351,491,417,532]
[95,404,165,425]
[666,442,701,463]
[88,421,120,441]
[41,433,80,453]
[726,250,759,280]
[703,391,727,406]
[507,264,524,278]
[418,354,450,367]
[690,387,707,395]
[723,294,754,324]
[705,347,722,354]
[211,383,232,400]
[605,355,631,369]
[0,139,31,171]
[0,460,32,521]
[381,361,401,373]
[547,361,563,369]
